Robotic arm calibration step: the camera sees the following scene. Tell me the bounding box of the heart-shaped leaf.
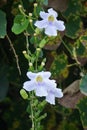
[12,15,29,34]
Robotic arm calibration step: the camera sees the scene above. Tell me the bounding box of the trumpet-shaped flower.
[34,8,65,36]
[23,71,63,104]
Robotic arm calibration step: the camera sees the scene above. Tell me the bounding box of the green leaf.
[80,74,87,96]
[0,10,7,38]
[39,39,47,48]
[65,15,82,39]
[80,35,87,48]
[77,97,87,128]
[43,0,48,5]
[63,0,82,18]
[12,15,29,34]
[75,40,86,56]
[50,53,68,78]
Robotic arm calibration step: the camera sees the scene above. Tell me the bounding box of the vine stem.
[30,92,35,130]
[59,36,72,55]
[6,34,21,75]
[59,35,82,72]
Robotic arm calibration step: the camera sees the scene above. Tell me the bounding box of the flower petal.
[46,93,55,105]
[44,79,56,89]
[40,11,48,19]
[36,86,48,97]
[48,8,58,18]
[43,71,51,78]
[34,20,48,29]
[27,72,36,79]
[23,80,36,91]
[54,88,63,98]
[45,25,57,36]
[54,20,65,31]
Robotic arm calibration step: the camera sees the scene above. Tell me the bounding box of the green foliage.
[12,14,29,34]
[1,0,87,129]
[65,15,82,39]
[75,39,86,56]
[50,53,68,78]
[80,35,87,48]
[0,10,7,38]
[77,97,87,128]
[63,0,82,17]
[80,74,87,96]
[42,0,48,5]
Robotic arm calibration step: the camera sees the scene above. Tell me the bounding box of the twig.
[6,34,21,75]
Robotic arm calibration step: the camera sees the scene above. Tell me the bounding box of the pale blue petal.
[43,71,51,78]
[54,20,65,31]
[46,93,55,105]
[23,80,36,91]
[48,8,58,18]
[44,79,57,91]
[45,26,57,36]
[34,20,48,29]
[27,72,36,79]
[35,87,48,97]
[40,11,48,19]
[54,88,63,98]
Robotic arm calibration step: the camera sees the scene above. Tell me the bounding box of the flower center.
[36,75,43,82]
[48,15,54,22]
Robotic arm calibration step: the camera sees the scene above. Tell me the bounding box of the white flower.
[23,71,63,104]
[46,88,63,105]
[34,8,65,36]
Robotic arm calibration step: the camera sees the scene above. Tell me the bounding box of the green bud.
[20,89,28,99]
[22,51,30,60]
[36,113,47,122]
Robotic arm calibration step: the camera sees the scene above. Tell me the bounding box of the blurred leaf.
[58,120,79,130]
[50,53,68,78]
[43,0,48,5]
[28,0,34,2]
[65,15,82,39]
[44,32,65,50]
[0,10,7,38]
[77,97,87,128]
[48,0,68,12]
[58,80,84,108]
[63,0,82,17]
[75,40,86,56]
[80,35,87,48]
[12,15,29,34]
[0,65,9,101]
[80,74,87,96]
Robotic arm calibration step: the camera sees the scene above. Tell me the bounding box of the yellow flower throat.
[36,75,43,82]
[48,15,54,22]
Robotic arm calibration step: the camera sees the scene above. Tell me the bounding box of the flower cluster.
[34,8,65,36]
[23,71,63,105]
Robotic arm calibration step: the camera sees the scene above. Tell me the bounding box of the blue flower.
[23,71,63,104]
[34,8,65,36]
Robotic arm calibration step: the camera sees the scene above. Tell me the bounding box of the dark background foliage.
[0,0,87,130]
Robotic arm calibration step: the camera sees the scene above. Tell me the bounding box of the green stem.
[59,36,83,72]
[30,92,35,130]
[60,36,72,55]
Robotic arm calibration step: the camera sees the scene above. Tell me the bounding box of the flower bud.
[41,62,45,67]
[29,19,33,23]
[20,89,28,99]
[29,13,32,17]
[29,62,33,67]
[34,3,38,7]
